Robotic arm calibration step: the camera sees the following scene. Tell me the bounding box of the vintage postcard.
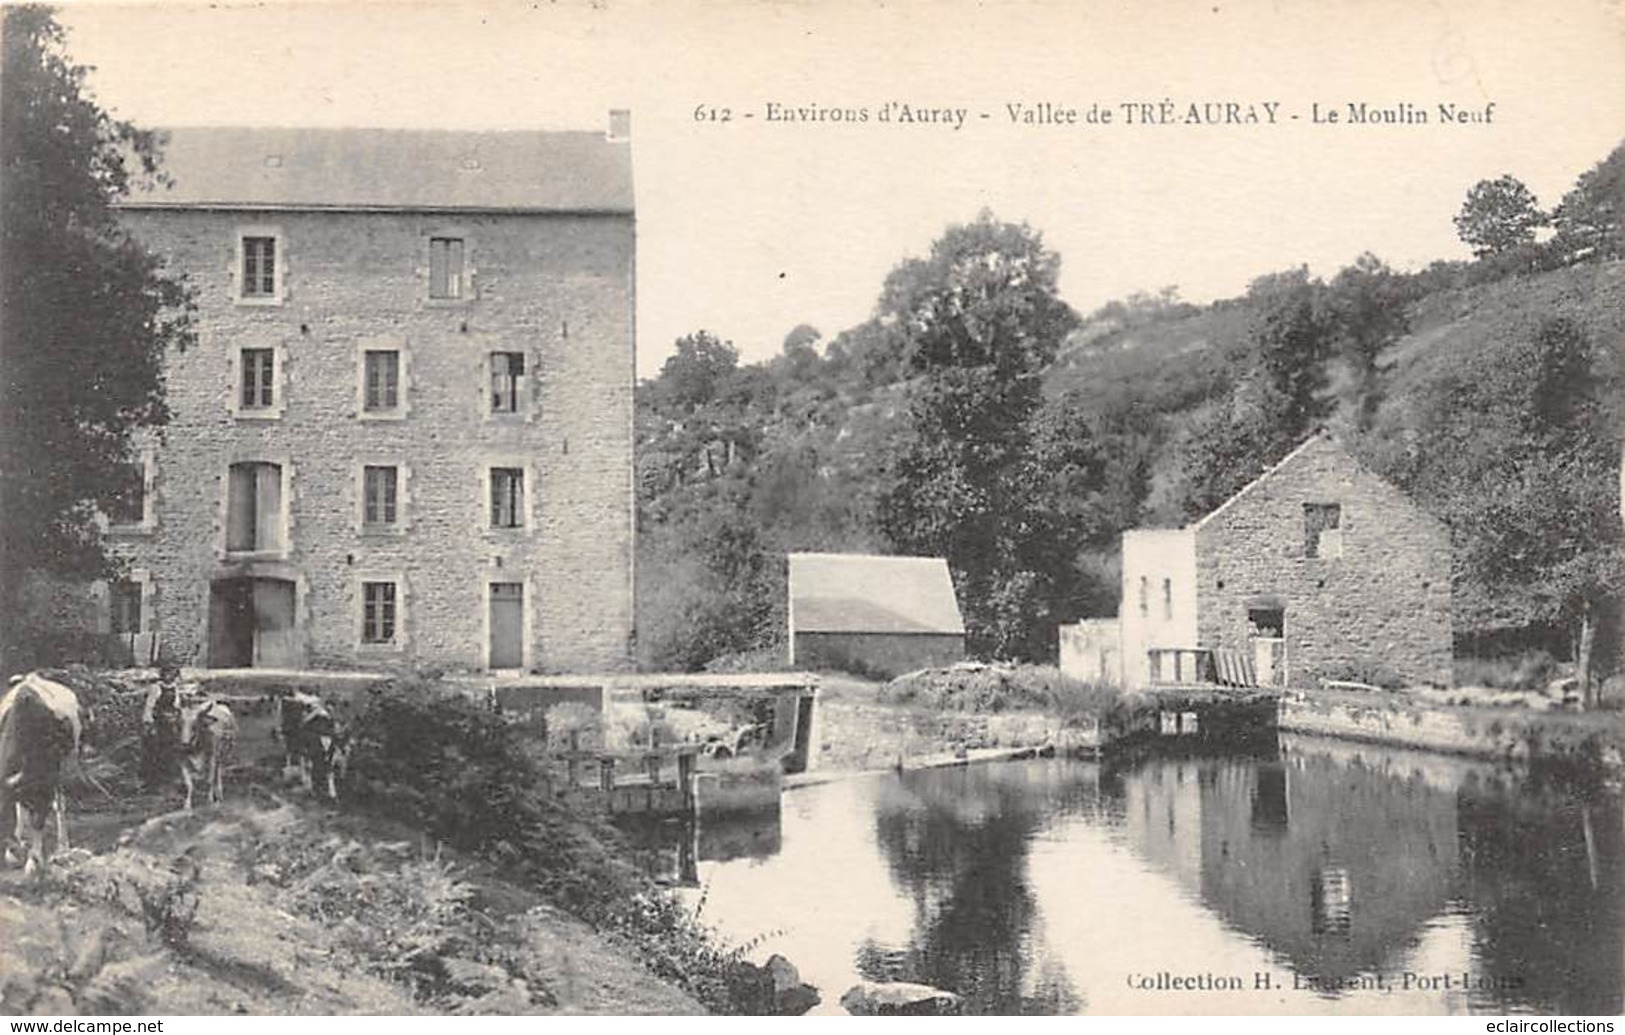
[2,0,1622,1020]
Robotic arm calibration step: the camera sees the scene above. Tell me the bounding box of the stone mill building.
[1061,434,1453,690]
[87,118,636,672]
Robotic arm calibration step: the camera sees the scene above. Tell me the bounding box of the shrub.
[1454,650,1562,692]
[880,663,1121,724]
[342,672,773,1013]
[703,645,790,674]
[1315,660,1406,691]
[3,628,137,675]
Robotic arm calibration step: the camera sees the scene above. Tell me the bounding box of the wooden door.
[208,579,253,667]
[1254,639,1284,687]
[489,583,524,670]
[253,578,299,668]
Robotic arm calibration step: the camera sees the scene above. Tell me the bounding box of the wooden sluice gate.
[551,736,704,815]
[485,672,818,819]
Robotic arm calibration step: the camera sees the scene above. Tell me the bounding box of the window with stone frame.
[226,461,283,552]
[489,467,524,528]
[1304,502,1343,559]
[429,237,465,299]
[106,461,146,526]
[490,352,525,414]
[363,350,401,412]
[362,581,398,645]
[109,580,143,636]
[241,235,277,298]
[363,465,399,529]
[240,348,275,409]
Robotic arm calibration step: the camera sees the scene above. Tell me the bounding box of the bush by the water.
[879,663,1119,723]
[1454,650,1564,693]
[342,673,783,1013]
[1313,659,1408,691]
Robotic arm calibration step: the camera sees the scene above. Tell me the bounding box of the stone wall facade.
[792,631,964,680]
[1119,528,1199,688]
[1192,436,1452,688]
[103,206,635,673]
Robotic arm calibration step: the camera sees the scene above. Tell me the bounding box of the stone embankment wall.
[1278,694,1625,779]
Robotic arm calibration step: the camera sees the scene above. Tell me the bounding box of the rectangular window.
[227,461,282,552]
[490,352,525,414]
[242,236,276,297]
[1138,576,1149,618]
[490,467,524,528]
[109,580,142,636]
[241,348,275,409]
[1162,578,1173,621]
[363,465,398,528]
[429,237,465,299]
[364,350,400,411]
[106,461,146,526]
[1304,503,1343,559]
[362,581,397,645]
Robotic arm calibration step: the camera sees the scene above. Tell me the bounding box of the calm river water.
[627,734,1624,1015]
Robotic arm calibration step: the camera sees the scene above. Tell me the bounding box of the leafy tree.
[1550,140,1625,264]
[875,211,1080,659]
[1324,253,1409,430]
[1174,268,1333,519]
[0,6,195,661]
[650,330,739,414]
[1392,316,1622,702]
[1453,174,1547,260]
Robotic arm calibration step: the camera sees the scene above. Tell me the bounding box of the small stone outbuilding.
[787,553,966,678]
[1064,434,1452,690]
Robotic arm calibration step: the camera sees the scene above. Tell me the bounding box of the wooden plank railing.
[1146,647,1260,688]
[1147,647,1214,685]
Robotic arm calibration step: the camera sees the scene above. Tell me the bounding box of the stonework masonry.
[1191,436,1452,687]
[107,202,635,673]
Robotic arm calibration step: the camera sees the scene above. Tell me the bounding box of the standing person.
[140,661,184,790]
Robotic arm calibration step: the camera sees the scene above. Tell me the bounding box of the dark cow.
[272,691,348,801]
[178,698,236,812]
[0,672,83,878]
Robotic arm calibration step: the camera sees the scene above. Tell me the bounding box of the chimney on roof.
[608,109,631,142]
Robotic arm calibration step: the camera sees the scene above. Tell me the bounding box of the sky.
[51,0,1625,378]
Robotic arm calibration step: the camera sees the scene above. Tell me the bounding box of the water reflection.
[861,765,1089,1013]
[616,805,782,887]
[1456,779,1625,1015]
[641,737,1623,1015]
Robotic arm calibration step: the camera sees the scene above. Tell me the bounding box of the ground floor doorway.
[489,582,524,670]
[208,576,300,668]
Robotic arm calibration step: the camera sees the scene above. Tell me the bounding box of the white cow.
[178,698,236,812]
[0,672,83,877]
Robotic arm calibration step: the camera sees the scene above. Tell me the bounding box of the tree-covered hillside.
[635,142,1625,697]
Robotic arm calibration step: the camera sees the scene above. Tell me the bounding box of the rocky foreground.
[1,793,707,1015]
